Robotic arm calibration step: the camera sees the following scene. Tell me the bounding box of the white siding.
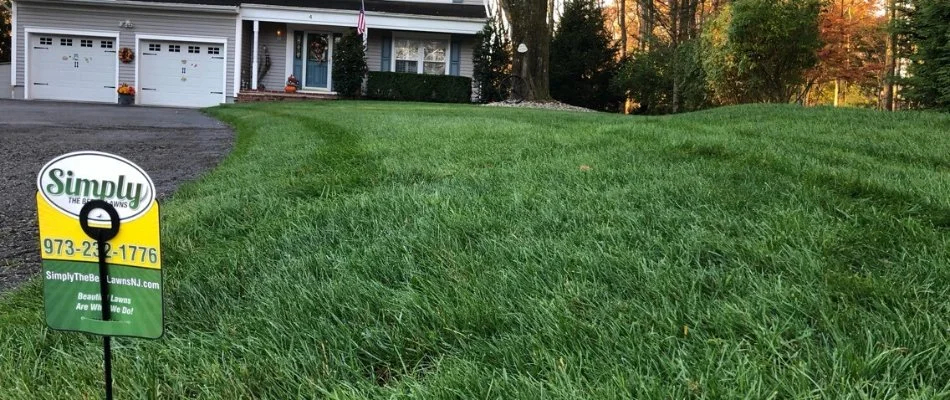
[366,29,385,72]
[256,22,287,90]
[458,37,473,78]
[15,2,238,100]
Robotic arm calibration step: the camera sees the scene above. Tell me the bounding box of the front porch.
[234,4,484,98]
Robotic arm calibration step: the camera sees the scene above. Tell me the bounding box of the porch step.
[237,90,339,103]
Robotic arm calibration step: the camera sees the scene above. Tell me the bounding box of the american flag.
[356,0,366,36]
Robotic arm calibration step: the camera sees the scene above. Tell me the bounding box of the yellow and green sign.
[36,151,163,339]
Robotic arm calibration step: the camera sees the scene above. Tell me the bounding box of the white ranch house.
[8,0,486,107]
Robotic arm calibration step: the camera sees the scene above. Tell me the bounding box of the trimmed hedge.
[366,72,472,103]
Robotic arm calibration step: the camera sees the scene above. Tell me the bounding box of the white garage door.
[138,40,225,108]
[29,34,117,103]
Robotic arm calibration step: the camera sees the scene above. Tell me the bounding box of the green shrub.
[473,18,511,103]
[702,0,821,104]
[332,30,368,98]
[612,40,708,114]
[366,72,472,103]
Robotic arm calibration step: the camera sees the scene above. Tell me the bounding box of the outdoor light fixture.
[119,20,134,29]
[276,29,283,37]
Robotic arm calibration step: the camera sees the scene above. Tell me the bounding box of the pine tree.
[472,18,511,103]
[550,0,620,111]
[902,0,950,111]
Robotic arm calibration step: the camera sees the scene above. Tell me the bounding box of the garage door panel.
[138,40,225,108]
[29,34,116,103]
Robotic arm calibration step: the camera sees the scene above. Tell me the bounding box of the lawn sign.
[36,151,163,399]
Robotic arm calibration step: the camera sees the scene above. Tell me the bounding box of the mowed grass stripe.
[1,102,948,398]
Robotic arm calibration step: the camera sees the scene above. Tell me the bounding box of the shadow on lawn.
[284,117,381,199]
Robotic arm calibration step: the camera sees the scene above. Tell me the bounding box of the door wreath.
[308,37,327,63]
[118,47,135,63]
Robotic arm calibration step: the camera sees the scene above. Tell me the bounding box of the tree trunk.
[638,0,654,50]
[499,0,552,101]
[619,0,627,57]
[883,0,895,111]
[834,79,840,107]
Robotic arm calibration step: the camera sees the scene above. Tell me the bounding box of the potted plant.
[117,83,136,105]
[285,74,300,93]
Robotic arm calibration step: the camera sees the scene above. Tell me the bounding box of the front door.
[304,33,330,89]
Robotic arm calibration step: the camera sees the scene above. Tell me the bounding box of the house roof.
[129,0,487,19]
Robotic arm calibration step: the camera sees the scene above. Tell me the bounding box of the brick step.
[237,90,339,103]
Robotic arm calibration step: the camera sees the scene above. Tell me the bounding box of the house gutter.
[241,3,485,23]
[16,0,239,13]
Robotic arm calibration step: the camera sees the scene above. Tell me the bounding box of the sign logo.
[37,151,155,223]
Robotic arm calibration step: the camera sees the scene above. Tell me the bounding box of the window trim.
[391,34,451,75]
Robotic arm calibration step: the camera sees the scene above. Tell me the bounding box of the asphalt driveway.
[0,100,233,294]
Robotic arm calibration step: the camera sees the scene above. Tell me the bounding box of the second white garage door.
[138,39,225,108]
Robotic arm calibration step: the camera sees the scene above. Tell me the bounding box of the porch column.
[251,20,260,90]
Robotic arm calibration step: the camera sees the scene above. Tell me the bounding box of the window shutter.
[381,32,392,72]
[449,36,461,76]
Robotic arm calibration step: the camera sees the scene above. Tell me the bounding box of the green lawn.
[2,102,949,398]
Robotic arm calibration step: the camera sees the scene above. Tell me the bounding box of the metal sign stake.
[80,200,121,400]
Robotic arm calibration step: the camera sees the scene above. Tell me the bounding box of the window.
[40,37,53,45]
[80,39,94,47]
[207,47,220,55]
[149,43,161,51]
[394,38,448,75]
[168,45,181,53]
[100,40,113,49]
[188,46,200,54]
[61,38,73,46]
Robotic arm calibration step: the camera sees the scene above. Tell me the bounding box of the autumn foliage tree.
[805,0,887,107]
